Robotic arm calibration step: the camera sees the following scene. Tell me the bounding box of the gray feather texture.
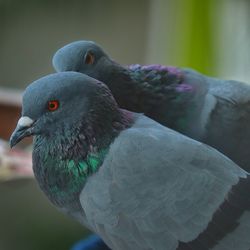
[53,40,250,173]
[81,115,249,250]
[10,72,250,250]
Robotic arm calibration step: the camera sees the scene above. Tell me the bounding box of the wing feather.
[80,116,247,250]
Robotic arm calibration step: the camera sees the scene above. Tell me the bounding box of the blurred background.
[0,0,249,249]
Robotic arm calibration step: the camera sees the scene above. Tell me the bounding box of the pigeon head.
[52,40,111,79]
[10,72,134,213]
[10,72,120,148]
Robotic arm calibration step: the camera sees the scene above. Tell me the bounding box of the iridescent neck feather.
[32,109,135,214]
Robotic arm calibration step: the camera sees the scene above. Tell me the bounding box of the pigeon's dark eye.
[84,52,95,65]
[48,100,59,111]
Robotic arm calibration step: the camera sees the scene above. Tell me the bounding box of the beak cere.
[17,116,34,127]
[10,116,34,148]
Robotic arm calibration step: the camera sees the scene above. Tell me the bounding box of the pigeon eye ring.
[48,100,59,111]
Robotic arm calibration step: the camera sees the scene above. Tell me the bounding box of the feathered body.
[53,41,250,172]
[10,72,250,250]
[108,64,250,170]
[32,108,133,220]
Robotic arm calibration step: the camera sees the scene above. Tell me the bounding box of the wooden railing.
[0,88,31,145]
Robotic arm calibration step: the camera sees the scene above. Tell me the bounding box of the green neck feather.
[33,145,109,213]
[32,109,134,214]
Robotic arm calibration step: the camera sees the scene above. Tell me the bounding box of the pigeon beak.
[10,116,35,148]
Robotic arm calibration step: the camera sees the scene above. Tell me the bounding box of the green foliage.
[172,0,216,75]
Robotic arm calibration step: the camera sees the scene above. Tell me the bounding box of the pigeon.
[52,40,250,173]
[10,72,250,250]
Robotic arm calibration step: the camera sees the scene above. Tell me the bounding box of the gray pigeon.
[52,40,250,172]
[10,72,250,250]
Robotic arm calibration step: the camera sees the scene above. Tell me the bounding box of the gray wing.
[80,116,250,250]
[204,75,250,171]
[183,68,250,103]
[184,69,250,172]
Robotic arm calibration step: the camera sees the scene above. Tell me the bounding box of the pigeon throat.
[34,147,108,213]
[32,122,113,213]
[32,109,135,213]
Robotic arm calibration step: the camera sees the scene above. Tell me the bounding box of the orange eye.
[84,52,95,65]
[48,100,59,111]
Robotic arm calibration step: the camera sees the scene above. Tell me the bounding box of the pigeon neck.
[97,63,190,127]
[32,109,135,214]
[99,63,210,138]
[94,61,139,109]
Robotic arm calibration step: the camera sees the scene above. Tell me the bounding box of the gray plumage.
[82,115,250,250]
[10,72,250,250]
[52,40,250,172]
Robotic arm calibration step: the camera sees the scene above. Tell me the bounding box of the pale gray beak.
[10,116,34,148]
